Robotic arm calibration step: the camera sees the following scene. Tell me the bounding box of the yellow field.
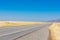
[0,21,47,27]
[49,23,60,40]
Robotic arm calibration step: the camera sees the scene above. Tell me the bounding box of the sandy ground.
[0,21,48,27]
[48,23,60,40]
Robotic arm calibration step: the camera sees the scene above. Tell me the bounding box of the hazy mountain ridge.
[48,19,60,22]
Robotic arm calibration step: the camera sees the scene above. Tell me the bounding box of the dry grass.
[49,23,60,40]
[0,21,47,27]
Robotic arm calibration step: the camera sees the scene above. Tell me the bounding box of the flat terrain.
[0,21,60,40]
[0,24,50,40]
[0,21,47,27]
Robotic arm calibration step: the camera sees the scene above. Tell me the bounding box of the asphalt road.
[0,24,50,40]
[16,24,49,40]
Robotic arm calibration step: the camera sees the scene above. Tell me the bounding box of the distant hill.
[47,19,60,22]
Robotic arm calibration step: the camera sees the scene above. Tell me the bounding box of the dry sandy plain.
[0,21,48,27]
[0,21,60,40]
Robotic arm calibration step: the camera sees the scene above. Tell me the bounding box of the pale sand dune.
[0,21,48,27]
[49,23,60,40]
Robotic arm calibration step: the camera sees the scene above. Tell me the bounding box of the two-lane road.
[16,24,49,40]
[0,24,50,40]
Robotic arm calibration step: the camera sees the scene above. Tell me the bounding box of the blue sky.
[0,0,60,21]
